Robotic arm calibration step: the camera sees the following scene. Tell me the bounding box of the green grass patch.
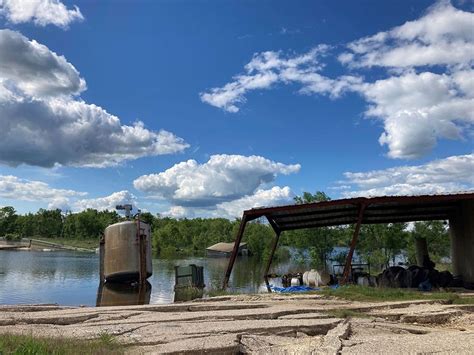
[451,296,474,305]
[0,333,123,354]
[326,309,369,319]
[321,285,474,304]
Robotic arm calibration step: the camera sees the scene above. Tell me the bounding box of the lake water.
[0,247,397,306]
[0,250,309,306]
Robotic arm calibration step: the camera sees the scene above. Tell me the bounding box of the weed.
[321,285,474,304]
[0,333,123,354]
[326,309,369,319]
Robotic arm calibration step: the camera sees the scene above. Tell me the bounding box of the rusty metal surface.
[222,192,474,289]
[341,203,366,284]
[222,215,248,289]
[244,193,474,230]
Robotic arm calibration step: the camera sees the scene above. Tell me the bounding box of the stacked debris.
[376,265,454,290]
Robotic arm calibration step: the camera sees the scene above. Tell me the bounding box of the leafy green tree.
[293,191,331,204]
[407,221,450,264]
[139,212,156,228]
[15,213,36,237]
[153,220,181,257]
[35,209,63,238]
[358,223,408,270]
[283,191,333,268]
[62,209,120,239]
[0,206,18,237]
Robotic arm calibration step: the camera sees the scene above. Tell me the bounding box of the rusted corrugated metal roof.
[243,192,474,231]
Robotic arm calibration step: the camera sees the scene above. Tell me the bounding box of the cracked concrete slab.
[1,294,473,354]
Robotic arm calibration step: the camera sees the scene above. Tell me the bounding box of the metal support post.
[264,230,281,292]
[341,203,366,284]
[222,215,248,289]
[99,236,105,284]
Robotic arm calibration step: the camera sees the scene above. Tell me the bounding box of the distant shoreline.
[0,237,96,253]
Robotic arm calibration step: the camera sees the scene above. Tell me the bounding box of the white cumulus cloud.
[340,1,474,68]
[74,190,137,212]
[338,1,474,159]
[161,186,294,219]
[200,45,360,112]
[161,205,194,219]
[0,0,83,28]
[337,153,474,197]
[0,175,140,213]
[216,186,293,218]
[0,175,85,207]
[134,154,300,207]
[358,70,474,159]
[201,1,473,160]
[0,30,189,168]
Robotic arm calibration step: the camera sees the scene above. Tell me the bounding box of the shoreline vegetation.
[1,192,451,268]
[320,285,474,304]
[209,285,474,304]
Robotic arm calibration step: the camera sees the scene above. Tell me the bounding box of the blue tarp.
[269,284,340,293]
[269,285,320,293]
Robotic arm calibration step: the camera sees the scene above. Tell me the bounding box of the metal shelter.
[222,192,474,289]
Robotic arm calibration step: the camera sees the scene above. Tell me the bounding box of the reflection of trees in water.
[202,256,260,291]
[211,256,310,292]
[205,257,230,289]
[148,258,177,303]
[231,257,266,292]
[1,250,98,281]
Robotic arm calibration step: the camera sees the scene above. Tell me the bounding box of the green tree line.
[0,191,450,266]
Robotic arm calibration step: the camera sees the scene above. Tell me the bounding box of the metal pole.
[222,215,248,289]
[136,212,147,285]
[96,282,103,307]
[341,203,366,284]
[99,236,105,284]
[264,230,281,292]
[139,234,147,285]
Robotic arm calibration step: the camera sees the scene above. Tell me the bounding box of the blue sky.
[0,0,473,218]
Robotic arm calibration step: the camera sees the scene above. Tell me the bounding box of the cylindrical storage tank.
[104,220,152,282]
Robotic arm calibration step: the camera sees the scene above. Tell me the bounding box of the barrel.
[103,220,152,282]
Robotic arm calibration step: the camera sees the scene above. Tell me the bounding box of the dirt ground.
[1,293,473,354]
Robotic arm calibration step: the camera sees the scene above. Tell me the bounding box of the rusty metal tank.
[103,220,152,282]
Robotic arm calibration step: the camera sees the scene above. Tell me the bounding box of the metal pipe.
[341,203,367,284]
[136,211,147,285]
[99,236,105,284]
[139,234,147,285]
[222,215,248,289]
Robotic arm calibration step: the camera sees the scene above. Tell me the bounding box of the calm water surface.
[0,250,303,306]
